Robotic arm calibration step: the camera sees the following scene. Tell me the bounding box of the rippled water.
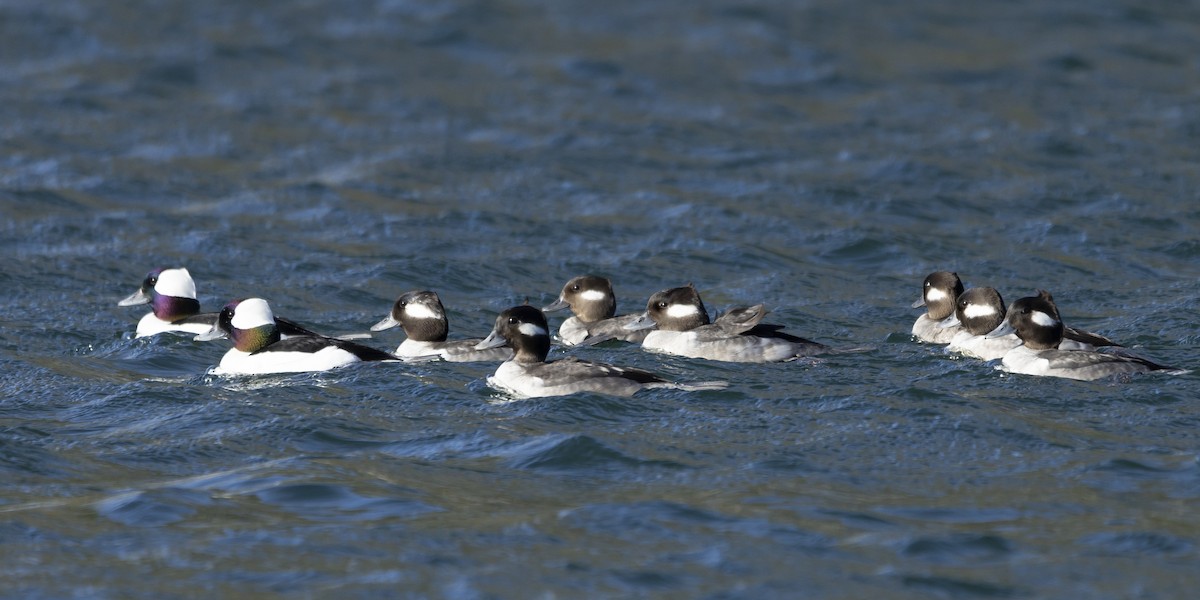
[3,0,1200,597]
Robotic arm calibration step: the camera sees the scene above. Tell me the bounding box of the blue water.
[3,0,1200,597]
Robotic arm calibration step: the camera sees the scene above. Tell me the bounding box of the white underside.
[557,317,589,345]
[395,339,446,359]
[998,346,1063,379]
[394,338,508,362]
[135,312,211,338]
[642,330,799,363]
[997,345,1126,381]
[486,361,645,398]
[210,346,360,375]
[946,331,1020,361]
[912,315,960,344]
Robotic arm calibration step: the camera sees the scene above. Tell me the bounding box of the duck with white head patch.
[541,275,651,346]
[119,267,331,339]
[985,290,1179,381]
[196,298,397,375]
[624,284,829,362]
[118,267,214,337]
[943,287,1123,361]
[475,305,725,398]
[911,271,964,343]
[371,290,511,362]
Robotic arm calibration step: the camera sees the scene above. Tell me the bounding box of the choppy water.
[3,0,1200,597]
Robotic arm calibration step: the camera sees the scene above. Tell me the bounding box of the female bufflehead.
[985,290,1178,381]
[371,290,511,362]
[196,298,397,375]
[942,287,1020,360]
[475,305,725,398]
[541,275,651,346]
[943,287,1123,360]
[624,285,828,362]
[119,267,327,339]
[911,271,964,343]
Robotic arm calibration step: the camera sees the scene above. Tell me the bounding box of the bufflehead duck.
[118,267,329,339]
[541,275,651,346]
[942,287,1020,360]
[624,284,828,362]
[911,271,964,343]
[371,290,512,362]
[474,305,725,398]
[985,290,1178,381]
[196,298,397,375]
[118,267,215,337]
[943,287,1123,360]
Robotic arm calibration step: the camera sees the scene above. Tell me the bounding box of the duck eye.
[571,284,580,291]
[657,301,667,309]
[508,317,518,324]
[148,277,157,286]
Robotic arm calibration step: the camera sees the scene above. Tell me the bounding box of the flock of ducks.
[117,267,1183,398]
[911,271,1182,382]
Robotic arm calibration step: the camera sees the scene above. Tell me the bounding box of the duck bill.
[910,297,927,309]
[194,322,228,342]
[623,312,656,331]
[984,320,1015,339]
[541,297,570,312]
[370,314,401,332]
[474,329,508,350]
[118,289,151,307]
[936,314,962,329]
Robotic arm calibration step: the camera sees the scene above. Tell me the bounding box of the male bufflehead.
[624,284,828,362]
[541,275,651,346]
[985,290,1179,381]
[371,290,511,362]
[475,305,725,398]
[118,267,215,337]
[911,271,964,343]
[119,267,328,339]
[196,298,397,375]
[943,287,1122,360]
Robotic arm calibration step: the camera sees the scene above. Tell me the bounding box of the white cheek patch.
[232,298,276,329]
[579,289,607,302]
[924,288,949,303]
[962,304,997,320]
[666,304,701,319]
[403,302,441,320]
[1030,311,1059,327]
[518,323,548,337]
[156,268,198,299]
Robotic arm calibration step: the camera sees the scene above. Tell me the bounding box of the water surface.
[2,0,1199,597]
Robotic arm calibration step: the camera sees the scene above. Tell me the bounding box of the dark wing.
[580,315,650,346]
[1045,349,1175,373]
[714,304,767,335]
[256,335,397,362]
[546,357,669,384]
[171,312,218,327]
[1063,326,1122,348]
[743,324,827,348]
[440,339,512,362]
[330,338,400,362]
[275,317,324,337]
